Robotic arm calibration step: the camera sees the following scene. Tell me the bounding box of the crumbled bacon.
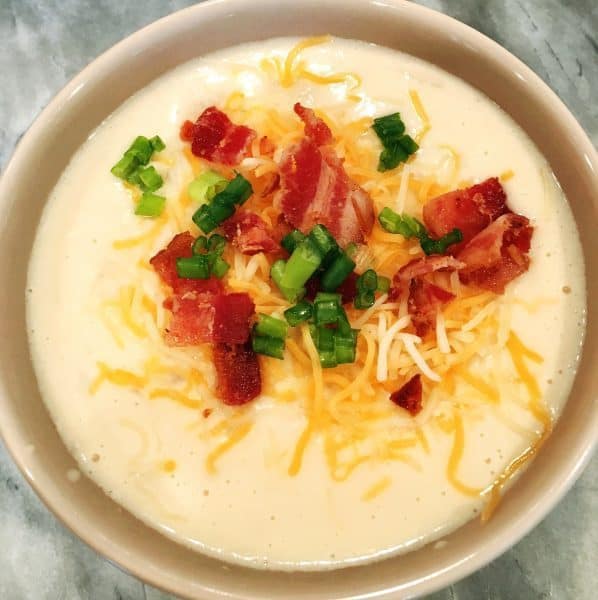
[180,106,256,166]
[211,293,255,343]
[150,232,224,296]
[336,271,359,305]
[213,341,262,405]
[391,256,462,337]
[275,103,374,246]
[408,279,454,337]
[222,211,279,255]
[423,177,508,253]
[390,375,423,416]
[457,213,533,293]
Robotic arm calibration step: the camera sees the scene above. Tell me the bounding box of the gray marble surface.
[0,0,596,598]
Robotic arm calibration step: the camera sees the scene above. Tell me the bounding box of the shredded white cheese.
[398,333,441,382]
[435,310,451,354]
[376,315,411,382]
[351,293,389,328]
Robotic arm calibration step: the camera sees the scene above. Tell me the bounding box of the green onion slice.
[252,334,285,360]
[135,192,166,217]
[188,170,228,205]
[284,300,313,326]
[176,255,210,279]
[255,314,288,340]
[372,113,419,172]
[137,166,163,193]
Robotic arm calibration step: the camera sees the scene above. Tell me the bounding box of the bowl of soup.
[0,0,596,598]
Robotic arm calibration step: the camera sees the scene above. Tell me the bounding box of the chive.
[211,256,230,279]
[308,224,338,258]
[284,300,313,326]
[192,205,219,234]
[111,154,139,180]
[252,334,285,359]
[137,166,163,192]
[354,290,375,309]
[281,238,322,289]
[419,228,463,255]
[255,314,288,339]
[176,255,210,279]
[377,276,391,293]
[125,136,153,165]
[149,135,166,153]
[281,230,306,254]
[334,331,357,364]
[357,269,378,292]
[317,327,335,352]
[188,170,228,205]
[192,236,208,255]
[271,260,305,303]
[134,192,166,217]
[314,292,342,326]
[378,207,462,255]
[220,173,253,205]
[320,252,356,292]
[372,113,418,172]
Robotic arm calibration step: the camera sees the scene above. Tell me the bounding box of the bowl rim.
[0,0,596,598]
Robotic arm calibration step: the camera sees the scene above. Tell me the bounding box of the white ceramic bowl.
[0,1,596,598]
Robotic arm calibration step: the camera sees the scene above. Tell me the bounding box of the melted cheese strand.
[446,414,483,496]
[398,333,441,382]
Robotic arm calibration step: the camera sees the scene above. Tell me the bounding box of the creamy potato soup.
[27,37,585,569]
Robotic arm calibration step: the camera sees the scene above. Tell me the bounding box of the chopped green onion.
[372,113,419,172]
[134,192,166,217]
[281,229,306,254]
[111,154,139,180]
[192,236,208,255]
[270,260,305,303]
[192,205,219,234]
[281,237,322,289]
[207,234,226,254]
[211,256,230,279]
[188,170,228,205]
[284,300,313,326]
[377,276,391,293]
[191,173,253,234]
[252,334,285,359]
[137,166,163,192]
[308,224,338,258]
[320,252,356,292]
[378,207,462,255]
[125,136,153,165]
[255,314,288,340]
[358,269,378,292]
[313,292,342,326]
[176,255,210,279]
[345,242,358,258]
[334,330,358,364]
[354,290,375,309]
[420,228,463,255]
[149,135,165,153]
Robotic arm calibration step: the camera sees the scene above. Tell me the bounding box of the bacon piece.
[408,279,455,336]
[457,213,533,293]
[213,341,262,405]
[390,375,423,416]
[180,106,256,166]
[164,293,215,346]
[391,256,462,336]
[211,293,255,343]
[275,104,374,246]
[394,255,465,285]
[336,271,359,305]
[422,178,508,253]
[150,232,224,296]
[294,102,333,146]
[222,211,279,255]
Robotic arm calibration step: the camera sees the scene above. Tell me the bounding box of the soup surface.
[27,37,586,569]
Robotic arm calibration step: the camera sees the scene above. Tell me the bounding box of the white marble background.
[0,1,596,598]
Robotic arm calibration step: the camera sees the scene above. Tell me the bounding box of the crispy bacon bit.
[222,211,279,255]
[211,293,255,343]
[213,341,262,405]
[275,103,374,247]
[294,102,333,146]
[391,256,462,336]
[390,375,423,416]
[150,232,223,296]
[163,293,215,346]
[423,177,508,253]
[457,213,533,293]
[408,279,455,336]
[180,106,256,166]
[336,271,359,305]
[395,255,465,284]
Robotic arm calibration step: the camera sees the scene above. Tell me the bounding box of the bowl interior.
[0,1,596,598]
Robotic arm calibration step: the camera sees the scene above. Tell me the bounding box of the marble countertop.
[1,1,596,598]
